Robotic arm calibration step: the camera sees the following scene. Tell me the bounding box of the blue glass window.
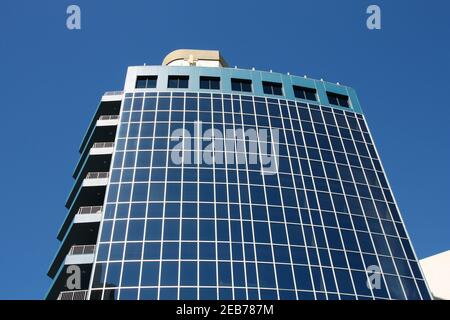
[200,76,220,90]
[135,75,157,89]
[168,75,189,89]
[327,92,350,108]
[121,262,140,286]
[258,263,276,288]
[141,262,159,286]
[293,85,317,101]
[180,261,197,286]
[199,262,216,286]
[262,81,283,96]
[231,78,252,92]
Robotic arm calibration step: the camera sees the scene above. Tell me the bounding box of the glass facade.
[88,90,431,300]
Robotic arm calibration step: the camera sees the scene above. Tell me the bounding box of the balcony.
[78,94,121,155]
[72,120,118,179]
[68,244,96,255]
[102,91,123,101]
[73,142,114,182]
[90,142,114,153]
[57,290,88,300]
[47,92,121,300]
[97,114,119,125]
[83,172,109,186]
[66,171,109,213]
[49,216,100,278]
[77,205,103,215]
[58,205,102,240]
[104,90,124,96]
[73,140,114,189]
[58,186,106,247]
[63,244,95,270]
[47,245,96,300]
[77,115,118,173]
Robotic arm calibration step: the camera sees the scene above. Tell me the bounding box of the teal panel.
[130,65,364,114]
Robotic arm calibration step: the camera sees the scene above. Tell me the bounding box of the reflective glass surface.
[90,91,430,300]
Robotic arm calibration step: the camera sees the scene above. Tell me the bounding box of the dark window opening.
[231,78,252,92]
[135,76,157,89]
[200,76,220,90]
[262,81,283,96]
[168,75,189,89]
[293,85,317,101]
[327,92,350,108]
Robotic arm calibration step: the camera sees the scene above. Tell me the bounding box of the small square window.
[168,75,189,89]
[200,76,220,90]
[327,92,350,108]
[135,76,157,89]
[231,78,252,92]
[262,81,283,96]
[293,85,317,101]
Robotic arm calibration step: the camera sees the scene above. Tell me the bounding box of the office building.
[46,49,432,300]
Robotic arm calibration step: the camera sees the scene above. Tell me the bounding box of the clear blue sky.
[0,0,448,300]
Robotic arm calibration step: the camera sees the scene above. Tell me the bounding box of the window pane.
[135,76,157,89]
[293,85,316,101]
[168,75,189,88]
[231,78,252,92]
[200,76,220,90]
[327,92,350,108]
[262,81,282,96]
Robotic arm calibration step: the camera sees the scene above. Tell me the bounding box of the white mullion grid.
[332,109,393,300]
[310,106,360,299]
[156,93,171,299]
[117,95,144,299]
[199,96,218,299]
[349,113,412,299]
[211,96,219,300]
[176,94,186,299]
[339,116,381,300]
[238,97,261,299]
[319,108,375,300]
[133,97,149,300]
[88,96,129,299]
[308,106,358,300]
[223,98,235,299]
[293,104,328,299]
[282,102,316,299]
[136,95,158,297]
[273,100,299,299]
[256,97,280,300]
[340,112,403,298]
[361,114,431,299]
[195,96,201,299]
[232,96,248,299]
[307,133,343,298]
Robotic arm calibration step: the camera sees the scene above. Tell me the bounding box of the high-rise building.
[46,49,432,300]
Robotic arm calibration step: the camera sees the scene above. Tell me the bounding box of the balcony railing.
[92,142,114,149]
[85,172,109,179]
[57,290,88,300]
[104,90,123,96]
[68,245,96,256]
[77,206,103,215]
[98,115,119,121]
